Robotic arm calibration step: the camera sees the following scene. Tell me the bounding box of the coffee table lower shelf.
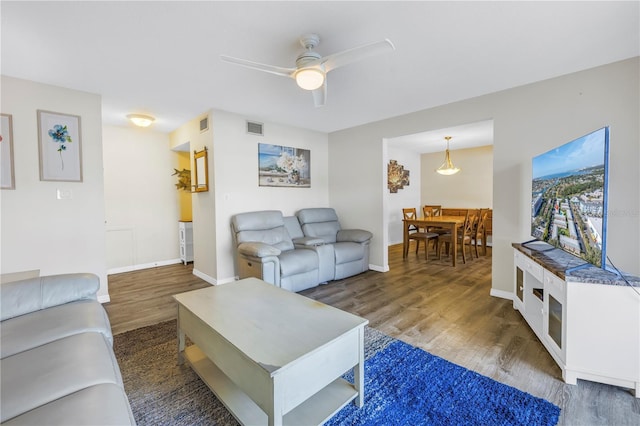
[184,345,358,425]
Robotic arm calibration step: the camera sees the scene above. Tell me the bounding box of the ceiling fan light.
[295,68,325,91]
[127,114,155,127]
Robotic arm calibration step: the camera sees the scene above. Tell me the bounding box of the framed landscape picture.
[1,113,15,189]
[37,110,83,182]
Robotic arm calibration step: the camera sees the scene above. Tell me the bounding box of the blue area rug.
[116,321,560,425]
[327,339,560,426]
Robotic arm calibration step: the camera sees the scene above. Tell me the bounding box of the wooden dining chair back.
[438,209,474,264]
[484,209,493,238]
[402,207,419,231]
[423,205,442,217]
[471,208,489,257]
[402,208,439,261]
[422,205,448,235]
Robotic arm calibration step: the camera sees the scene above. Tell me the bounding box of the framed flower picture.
[258,143,310,188]
[37,110,82,182]
[1,113,15,189]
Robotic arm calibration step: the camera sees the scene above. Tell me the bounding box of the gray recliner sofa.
[297,208,372,280]
[231,208,372,292]
[0,273,136,425]
[231,210,326,292]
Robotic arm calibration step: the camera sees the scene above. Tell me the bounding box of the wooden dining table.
[403,215,466,266]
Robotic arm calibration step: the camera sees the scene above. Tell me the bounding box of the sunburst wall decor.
[388,160,410,193]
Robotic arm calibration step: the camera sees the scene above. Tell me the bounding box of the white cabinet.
[543,271,565,364]
[513,245,639,397]
[513,250,545,339]
[179,221,194,265]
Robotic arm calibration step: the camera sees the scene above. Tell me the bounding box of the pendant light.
[436,136,460,175]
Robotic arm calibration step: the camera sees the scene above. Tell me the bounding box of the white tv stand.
[512,243,639,397]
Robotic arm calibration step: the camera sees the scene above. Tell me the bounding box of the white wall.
[169,112,214,282]
[386,144,421,245]
[171,109,330,284]
[0,76,109,300]
[328,121,390,270]
[329,57,640,295]
[421,145,493,208]
[103,125,181,273]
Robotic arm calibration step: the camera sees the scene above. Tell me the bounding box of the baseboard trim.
[193,268,217,285]
[369,264,388,273]
[216,276,237,285]
[107,259,182,275]
[98,294,111,304]
[490,288,513,300]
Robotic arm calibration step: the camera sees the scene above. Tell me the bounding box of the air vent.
[199,116,209,133]
[246,121,264,136]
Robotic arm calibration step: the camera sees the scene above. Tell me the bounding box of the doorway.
[383,120,494,265]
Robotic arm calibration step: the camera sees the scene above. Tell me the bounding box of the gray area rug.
[114,319,394,425]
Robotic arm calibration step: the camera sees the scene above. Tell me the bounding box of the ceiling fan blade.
[320,39,395,72]
[220,55,295,78]
[312,82,326,107]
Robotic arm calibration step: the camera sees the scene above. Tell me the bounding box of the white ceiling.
[2,1,638,142]
[388,119,494,154]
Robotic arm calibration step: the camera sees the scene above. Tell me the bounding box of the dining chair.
[438,209,473,264]
[402,208,439,261]
[471,208,490,257]
[422,205,448,235]
[484,209,493,239]
[423,205,442,217]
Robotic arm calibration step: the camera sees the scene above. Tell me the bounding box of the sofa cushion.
[283,215,304,239]
[1,299,113,359]
[1,273,99,321]
[297,208,342,244]
[279,249,319,277]
[297,207,339,224]
[233,210,283,231]
[338,229,373,243]
[3,383,135,426]
[334,242,366,264]
[0,332,123,423]
[238,242,281,258]
[233,210,294,252]
[302,221,340,244]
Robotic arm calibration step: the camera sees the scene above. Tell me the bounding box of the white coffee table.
[173,277,368,426]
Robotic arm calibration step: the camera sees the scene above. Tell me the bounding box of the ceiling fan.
[220,34,395,107]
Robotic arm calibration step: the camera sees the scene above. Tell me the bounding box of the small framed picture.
[37,110,82,182]
[1,113,15,189]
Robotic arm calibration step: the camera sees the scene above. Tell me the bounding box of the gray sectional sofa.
[0,273,135,425]
[231,207,373,292]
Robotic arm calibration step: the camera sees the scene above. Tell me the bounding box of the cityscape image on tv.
[530,128,608,267]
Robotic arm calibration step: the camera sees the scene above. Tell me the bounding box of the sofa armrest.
[292,237,325,247]
[337,229,373,243]
[1,273,99,321]
[238,242,281,258]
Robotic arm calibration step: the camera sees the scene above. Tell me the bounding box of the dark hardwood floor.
[105,244,639,425]
[105,264,211,335]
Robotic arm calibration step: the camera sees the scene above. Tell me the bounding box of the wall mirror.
[193,148,209,192]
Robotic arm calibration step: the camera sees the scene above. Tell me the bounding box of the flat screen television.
[530,126,610,269]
